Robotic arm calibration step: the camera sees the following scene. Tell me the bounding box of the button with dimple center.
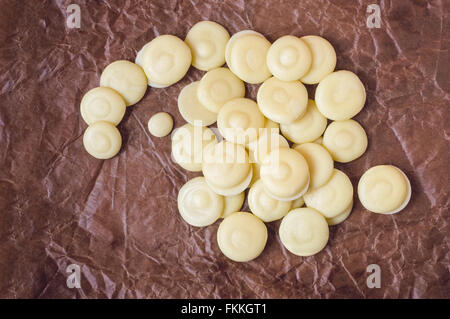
[83,121,122,159]
[323,119,368,163]
[185,21,229,71]
[261,148,310,201]
[248,179,292,222]
[177,177,223,227]
[280,46,298,66]
[227,32,271,84]
[257,77,308,125]
[136,35,191,87]
[358,165,411,215]
[80,87,126,126]
[267,35,312,81]
[315,70,366,120]
[217,212,267,262]
[197,67,245,113]
[279,208,329,257]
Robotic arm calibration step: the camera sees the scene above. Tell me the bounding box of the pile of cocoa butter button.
[79,21,411,262]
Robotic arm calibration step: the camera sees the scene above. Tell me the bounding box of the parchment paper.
[0,0,448,298]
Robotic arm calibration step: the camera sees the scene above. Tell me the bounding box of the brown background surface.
[0,0,449,298]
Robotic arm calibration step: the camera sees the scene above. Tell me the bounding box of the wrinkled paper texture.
[0,0,449,298]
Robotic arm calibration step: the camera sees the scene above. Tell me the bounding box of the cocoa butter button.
[136,35,191,87]
[185,21,230,71]
[315,70,366,120]
[83,121,122,159]
[358,165,411,215]
[217,212,267,262]
[148,112,173,137]
[279,207,329,257]
[197,67,245,113]
[266,35,312,81]
[80,87,126,126]
[100,60,147,106]
[178,177,223,227]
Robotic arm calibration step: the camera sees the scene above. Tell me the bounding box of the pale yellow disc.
[304,169,353,218]
[202,140,251,194]
[148,112,173,137]
[358,165,411,214]
[221,192,245,218]
[291,197,305,209]
[228,34,272,84]
[257,77,308,125]
[260,148,310,201]
[257,77,309,125]
[326,199,353,226]
[279,207,329,257]
[294,143,334,189]
[280,100,327,144]
[266,35,312,81]
[171,124,217,172]
[177,177,224,227]
[197,67,245,113]
[217,212,268,262]
[323,119,368,163]
[80,87,126,126]
[135,35,191,87]
[83,121,122,159]
[185,21,230,71]
[315,70,366,120]
[225,30,264,67]
[248,180,292,222]
[247,131,289,164]
[100,60,147,106]
[177,81,217,126]
[217,98,265,145]
[300,35,337,84]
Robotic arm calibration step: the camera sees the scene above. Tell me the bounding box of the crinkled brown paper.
[0,0,448,299]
